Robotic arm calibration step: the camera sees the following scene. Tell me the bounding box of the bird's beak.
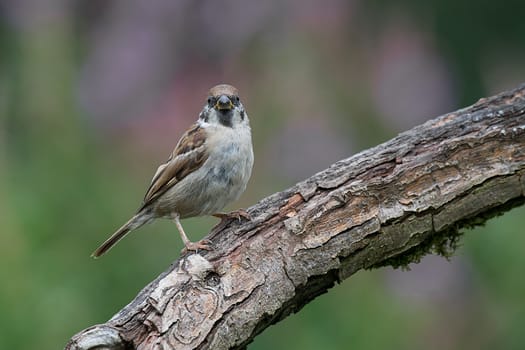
[215,95,234,111]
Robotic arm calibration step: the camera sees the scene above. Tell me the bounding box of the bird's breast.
[155,124,253,218]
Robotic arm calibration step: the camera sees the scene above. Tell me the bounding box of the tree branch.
[66,84,525,350]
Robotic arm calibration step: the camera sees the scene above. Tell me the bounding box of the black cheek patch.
[199,111,209,123]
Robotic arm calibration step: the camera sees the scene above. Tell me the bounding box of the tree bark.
[66,84,525,350]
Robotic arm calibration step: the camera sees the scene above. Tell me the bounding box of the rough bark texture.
[66,84,525,350]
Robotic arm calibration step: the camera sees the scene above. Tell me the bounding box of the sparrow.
[92,84,254,258]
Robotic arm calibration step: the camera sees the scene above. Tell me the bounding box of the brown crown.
[208,84,239,98]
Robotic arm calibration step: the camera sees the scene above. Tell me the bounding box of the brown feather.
[91,212,151,258]
[209,84,239,98]
[139,124,209,210]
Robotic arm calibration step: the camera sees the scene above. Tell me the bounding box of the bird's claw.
[181,239,213,254]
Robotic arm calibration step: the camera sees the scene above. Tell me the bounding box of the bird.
[91,84,254,258]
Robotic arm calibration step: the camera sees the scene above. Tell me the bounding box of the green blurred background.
[1,1,525,349]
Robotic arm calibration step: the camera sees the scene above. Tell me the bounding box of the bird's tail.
[91,212,152,258]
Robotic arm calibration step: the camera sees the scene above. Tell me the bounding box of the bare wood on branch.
[66,84,525,350]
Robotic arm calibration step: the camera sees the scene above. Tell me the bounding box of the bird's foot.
[181,239,213,254]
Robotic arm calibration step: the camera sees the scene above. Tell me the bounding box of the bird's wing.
[139,124,209,210]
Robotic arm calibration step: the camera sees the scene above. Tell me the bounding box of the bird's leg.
[172,214,212,253]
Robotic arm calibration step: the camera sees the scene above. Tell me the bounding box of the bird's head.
[199,84,248,128]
